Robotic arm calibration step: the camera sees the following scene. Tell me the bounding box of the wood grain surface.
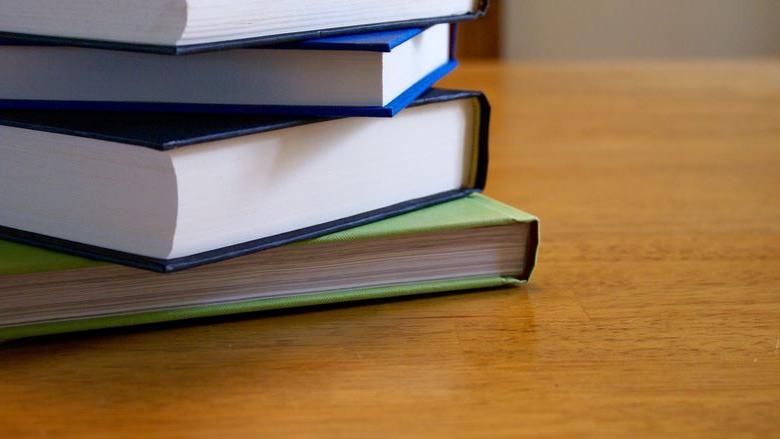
[2,62,779,438]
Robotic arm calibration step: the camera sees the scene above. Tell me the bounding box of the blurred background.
[458,0,780,59]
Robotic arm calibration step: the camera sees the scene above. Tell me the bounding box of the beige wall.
[502,0,780,59]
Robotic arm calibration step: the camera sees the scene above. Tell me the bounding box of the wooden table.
[2,62,779,437]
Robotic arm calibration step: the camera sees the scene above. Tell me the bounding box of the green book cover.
[0,194,539,340]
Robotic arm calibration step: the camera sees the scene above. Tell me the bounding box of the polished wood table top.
[2,62,779,437]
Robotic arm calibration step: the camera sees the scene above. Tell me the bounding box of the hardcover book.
[0,194,539,341]
[0,0,488,54]
[0,89,490,272]
[0,25,458,117]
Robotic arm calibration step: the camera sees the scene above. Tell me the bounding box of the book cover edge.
[0,88,473,150]
[0,6,487,55]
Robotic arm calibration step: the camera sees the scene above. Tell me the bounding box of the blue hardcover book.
[0,89,491,272]
[0,25,459,117]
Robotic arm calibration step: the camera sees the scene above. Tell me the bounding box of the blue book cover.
[0,25,460,117]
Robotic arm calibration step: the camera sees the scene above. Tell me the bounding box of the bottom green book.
[0,194,539,340]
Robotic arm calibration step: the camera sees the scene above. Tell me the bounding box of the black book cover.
[0,89,491,272]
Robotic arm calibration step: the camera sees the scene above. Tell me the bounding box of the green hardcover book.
[0,194,539,341]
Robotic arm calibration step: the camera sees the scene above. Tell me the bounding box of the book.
[0,193,539,341]
[0,0,487,54]
[0,89,490,272]
[0,25,457,117]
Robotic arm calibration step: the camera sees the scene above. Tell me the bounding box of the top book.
[0,0,487,54]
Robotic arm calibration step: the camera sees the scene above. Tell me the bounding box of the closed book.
[0,25,458,117]
[0,194,539,341]
[0,89,490,272]
[0,0,487,54]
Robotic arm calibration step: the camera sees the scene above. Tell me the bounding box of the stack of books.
[0,0,539,340]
